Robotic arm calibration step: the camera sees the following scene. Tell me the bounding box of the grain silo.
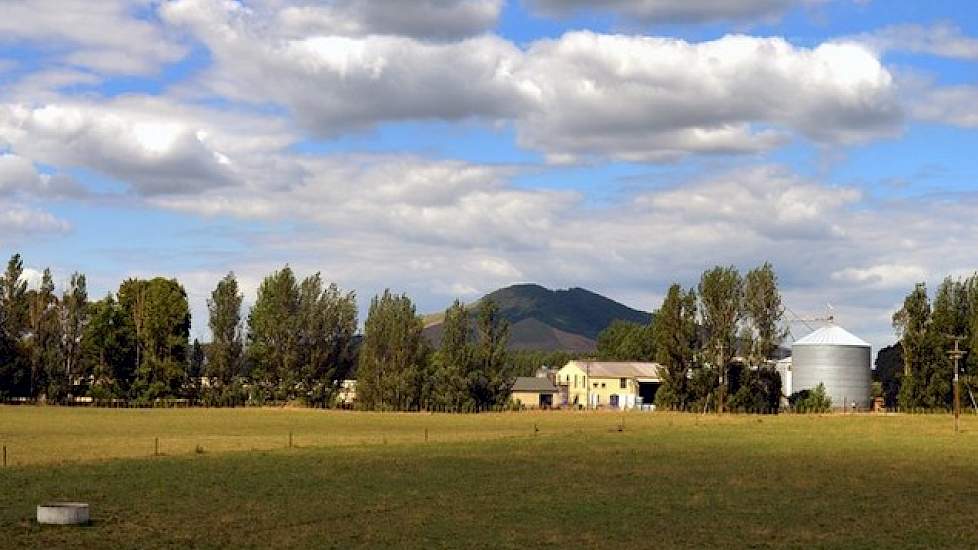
[791,324,872,409]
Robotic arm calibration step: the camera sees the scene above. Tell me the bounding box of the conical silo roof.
[793,324,870,347]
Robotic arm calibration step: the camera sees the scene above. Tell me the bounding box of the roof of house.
[793,324,871,348]
[563,361,662,379]
[511,376,559,393]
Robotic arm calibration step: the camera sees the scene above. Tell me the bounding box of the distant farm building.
[555,361,663,409]
[336,379,357,407]
[510,377,559,409]
[785,323,872,409]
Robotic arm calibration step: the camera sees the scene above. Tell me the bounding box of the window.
[593,382,598,388]
[601,383,606,389]
[620,378,627,389]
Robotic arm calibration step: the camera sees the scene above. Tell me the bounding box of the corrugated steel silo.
[791,324,871,408]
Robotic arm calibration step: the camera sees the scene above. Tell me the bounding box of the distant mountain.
[423,283,651,352]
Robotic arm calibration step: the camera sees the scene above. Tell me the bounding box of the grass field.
[2,407,978,548]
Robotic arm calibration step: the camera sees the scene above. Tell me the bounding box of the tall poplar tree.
[295,274,357,406]
[923,278,967,407]
[118,278,147,382]
[430,299,472,410]
[57,272,88,400]
[653,284,698,409]
[732,263,785,411]
[893,283,932,409]
[207,272,244,390]
[27,269,59,398]
[698,265,743,410]
[356,290,429,410]
[125,277,191,399]
[742,262,786,365]
[248,266,300,400]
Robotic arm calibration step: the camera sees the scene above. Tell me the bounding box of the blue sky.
[1,0,977,352]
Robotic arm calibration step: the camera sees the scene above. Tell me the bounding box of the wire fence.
[3,395,977,416]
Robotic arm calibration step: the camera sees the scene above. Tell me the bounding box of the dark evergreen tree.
[0,254,29,396]
[471,298,512,410]
[188,338,205,400]
[874,343,903,408]
[83,294,137,399]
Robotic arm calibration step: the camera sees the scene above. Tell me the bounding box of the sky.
[1,0,977,354]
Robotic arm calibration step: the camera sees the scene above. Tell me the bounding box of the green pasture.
[2,407,977,548]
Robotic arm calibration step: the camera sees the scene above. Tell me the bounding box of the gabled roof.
[793,324,871,348]
[511,376,559,393]
[564,361,662,379]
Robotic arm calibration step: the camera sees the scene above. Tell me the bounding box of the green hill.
[423,283,651,352]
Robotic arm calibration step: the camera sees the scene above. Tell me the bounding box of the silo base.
[37,503,90,525]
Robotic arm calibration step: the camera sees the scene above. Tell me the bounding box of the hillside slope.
[423,283,651,352]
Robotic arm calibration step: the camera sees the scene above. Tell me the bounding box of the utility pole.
[948,336,966,434]
[717,340,725,415]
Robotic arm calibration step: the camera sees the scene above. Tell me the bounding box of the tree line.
[594,263,787,412]
[0,253,518,409]
[882,275,978,410]
[0,253,786,410]
[22,250,970,414]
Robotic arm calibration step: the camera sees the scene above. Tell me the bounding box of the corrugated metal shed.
[511,377,559,393]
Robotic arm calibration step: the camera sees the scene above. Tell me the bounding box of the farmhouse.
[556,361,663,409]
[510,377,560,409]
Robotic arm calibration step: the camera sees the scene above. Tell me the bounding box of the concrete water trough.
[37,502,90,525]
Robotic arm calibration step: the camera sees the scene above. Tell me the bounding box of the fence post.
[154,437,159,457]
[289,431,293,449]
[424,428,428,442]
[2,445,6,467]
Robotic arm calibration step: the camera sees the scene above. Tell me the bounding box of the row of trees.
[356,294,513,411]
[0,254,361,404]
[0,255,89,401]
[0,253,515,409]
[596,263,786,412]
[0,253,197,402]
[887,275,978,409]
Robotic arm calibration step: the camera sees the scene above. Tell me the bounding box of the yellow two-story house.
[555,361,663,409]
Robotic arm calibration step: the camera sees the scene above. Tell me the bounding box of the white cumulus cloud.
[0,0,186,74]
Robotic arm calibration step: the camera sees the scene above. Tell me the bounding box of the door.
[610,394,620,409]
